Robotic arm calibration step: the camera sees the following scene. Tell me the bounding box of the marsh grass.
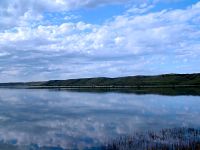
[102,128,200,150]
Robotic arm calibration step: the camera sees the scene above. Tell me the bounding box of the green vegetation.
[38,73,200,87]
[0,73,200,87]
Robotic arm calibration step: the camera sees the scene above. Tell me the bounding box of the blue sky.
[0,0,200,82]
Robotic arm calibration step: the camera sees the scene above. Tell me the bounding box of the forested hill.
[0,73,200,87]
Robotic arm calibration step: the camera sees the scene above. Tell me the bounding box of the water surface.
[0,88,199,149]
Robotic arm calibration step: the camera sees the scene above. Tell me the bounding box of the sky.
[0,0,200,82]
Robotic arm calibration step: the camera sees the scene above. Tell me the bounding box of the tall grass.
[102,128,200,150]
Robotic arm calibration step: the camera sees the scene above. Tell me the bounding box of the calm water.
[0,88,200,149]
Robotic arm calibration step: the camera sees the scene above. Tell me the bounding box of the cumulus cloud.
[0,0,132,29]
[0,0,182,28]
[0,1,200,81]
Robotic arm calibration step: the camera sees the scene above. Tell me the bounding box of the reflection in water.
[58,87,200,96]
[0,88,199,149]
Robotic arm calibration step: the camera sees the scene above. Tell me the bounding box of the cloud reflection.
[0,89,199,149]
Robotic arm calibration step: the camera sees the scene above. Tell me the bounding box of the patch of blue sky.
[41,11,77,25]
[151,0,200,11]
[76,4,126,24]
[42,4,126,25]
[41,0,200,26]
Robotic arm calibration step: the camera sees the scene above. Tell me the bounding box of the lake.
[0,88,200,149]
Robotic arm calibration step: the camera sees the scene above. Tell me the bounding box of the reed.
[102,128,200,150]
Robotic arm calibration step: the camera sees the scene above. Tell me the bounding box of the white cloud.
[64,14,80,21]
[0,1,200,81]
[1,0,178,29]
[0,52,10,57]
[0,0,132,29]
[127,4,154,14]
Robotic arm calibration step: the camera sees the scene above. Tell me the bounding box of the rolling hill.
[0,73,200,88]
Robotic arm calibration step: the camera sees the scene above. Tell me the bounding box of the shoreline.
[0,85,200,89]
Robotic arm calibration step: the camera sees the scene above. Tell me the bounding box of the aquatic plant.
[102,128,200,150]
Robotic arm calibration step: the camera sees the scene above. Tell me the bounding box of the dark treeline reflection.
[53,87,200,96]
[0,88,199,149]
